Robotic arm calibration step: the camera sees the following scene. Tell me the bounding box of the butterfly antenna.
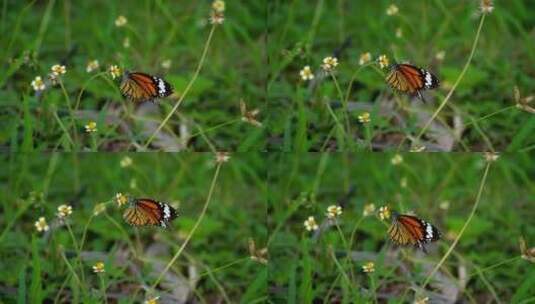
[417,91,427,103]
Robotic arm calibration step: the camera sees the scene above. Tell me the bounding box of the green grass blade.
[29,235,42,303]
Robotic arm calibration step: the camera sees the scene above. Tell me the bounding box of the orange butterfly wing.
[397,215,425,243]
[123,198,177,228]
[136,198,163,225]
[397,64,424,94]
[388,213,440,252]
[129,73,158,97]
[386,64,439,95]
[120,72,173,102]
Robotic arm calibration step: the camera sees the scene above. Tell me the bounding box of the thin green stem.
[196,257,249,278]
[410,14,486,149]
[463,105,515,127]
[104,212,138,258]
[334,222,348,250]
[143,25,216,149]
[79,215,95,252]
[90,132,98,151]
[99,275,108,304]
[52,107,74,148]
[59,249,81,286]
[421,161,491,289]
[74,72,108,110]
[320,126,336,152]
[150,162,222,291]
[329,246,354,295]
[343,63,373,104]
[188,119,241,138]
[364,123,372,151]
[467,256,521,279]
[369,275,377,304]
[58,78,79,147]
[330,73,351,138]
[325,101,347,149]
[66,222,86,285]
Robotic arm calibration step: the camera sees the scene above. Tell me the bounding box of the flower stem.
[150,162,222,291]
[143,25,216,150]
[421,160,491,289]
[403,14,486,150]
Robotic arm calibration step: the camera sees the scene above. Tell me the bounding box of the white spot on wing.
[425,222,433,240]
[424,72,433,88]
[157,78,166,96]
[163,204,171,220]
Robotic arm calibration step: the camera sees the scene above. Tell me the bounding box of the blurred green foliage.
[0,153,267,302]
[267,0,535,151]
[267,153,535,302]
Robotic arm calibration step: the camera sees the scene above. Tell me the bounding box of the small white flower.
[321,56,339,71]
[391,154,403,165]
[212,0,225,13]
[86,60,99,73]
[115,193,128,207]
[144,296,160,304]
[304,216,319,231]
[120,156,133,168]
[115,15,127,27]
[31,76,46,91]
[400,177,408,188]
[362,261,375,273]
[484,152,499,162]
[435,51,446,61]
[51,64,66,76]
[386,4,399,16]
[85,121,97,133]
[299,66,314,81]
[109,65,122,79]
[395,27,403,38]
[378,206,391,220]
[378,55,389,69]
[215,152,231,163]
[35,217,49,232]
[363,204,376,217]
[480,0,494,14]
[326,205,342,219]
[161,59,172,69]
[358,112,371,123]
[92,262,105,273]
[414,297,430,304]
[93,203,107,216]
[359,52,372,65]
[57,204,73,218]
[410,144,426,152]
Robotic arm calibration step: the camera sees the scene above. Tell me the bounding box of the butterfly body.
[120,71,173,103]
[387,212,440,253]
[386,63,439,102]
[123,198,177,228]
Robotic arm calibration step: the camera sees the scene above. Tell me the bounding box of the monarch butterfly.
[385,63,439,102]
[123,198,177,228]
[387,212,440,253]
[120,71,173,103]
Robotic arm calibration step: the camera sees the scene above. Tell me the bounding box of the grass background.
[267,0,535,152]
[267,153,535,303]
[0,153,267,303]
[1,1,266,152]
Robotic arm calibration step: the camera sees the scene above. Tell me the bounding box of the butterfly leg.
[417,241,428,254]
[417,91,427,103]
